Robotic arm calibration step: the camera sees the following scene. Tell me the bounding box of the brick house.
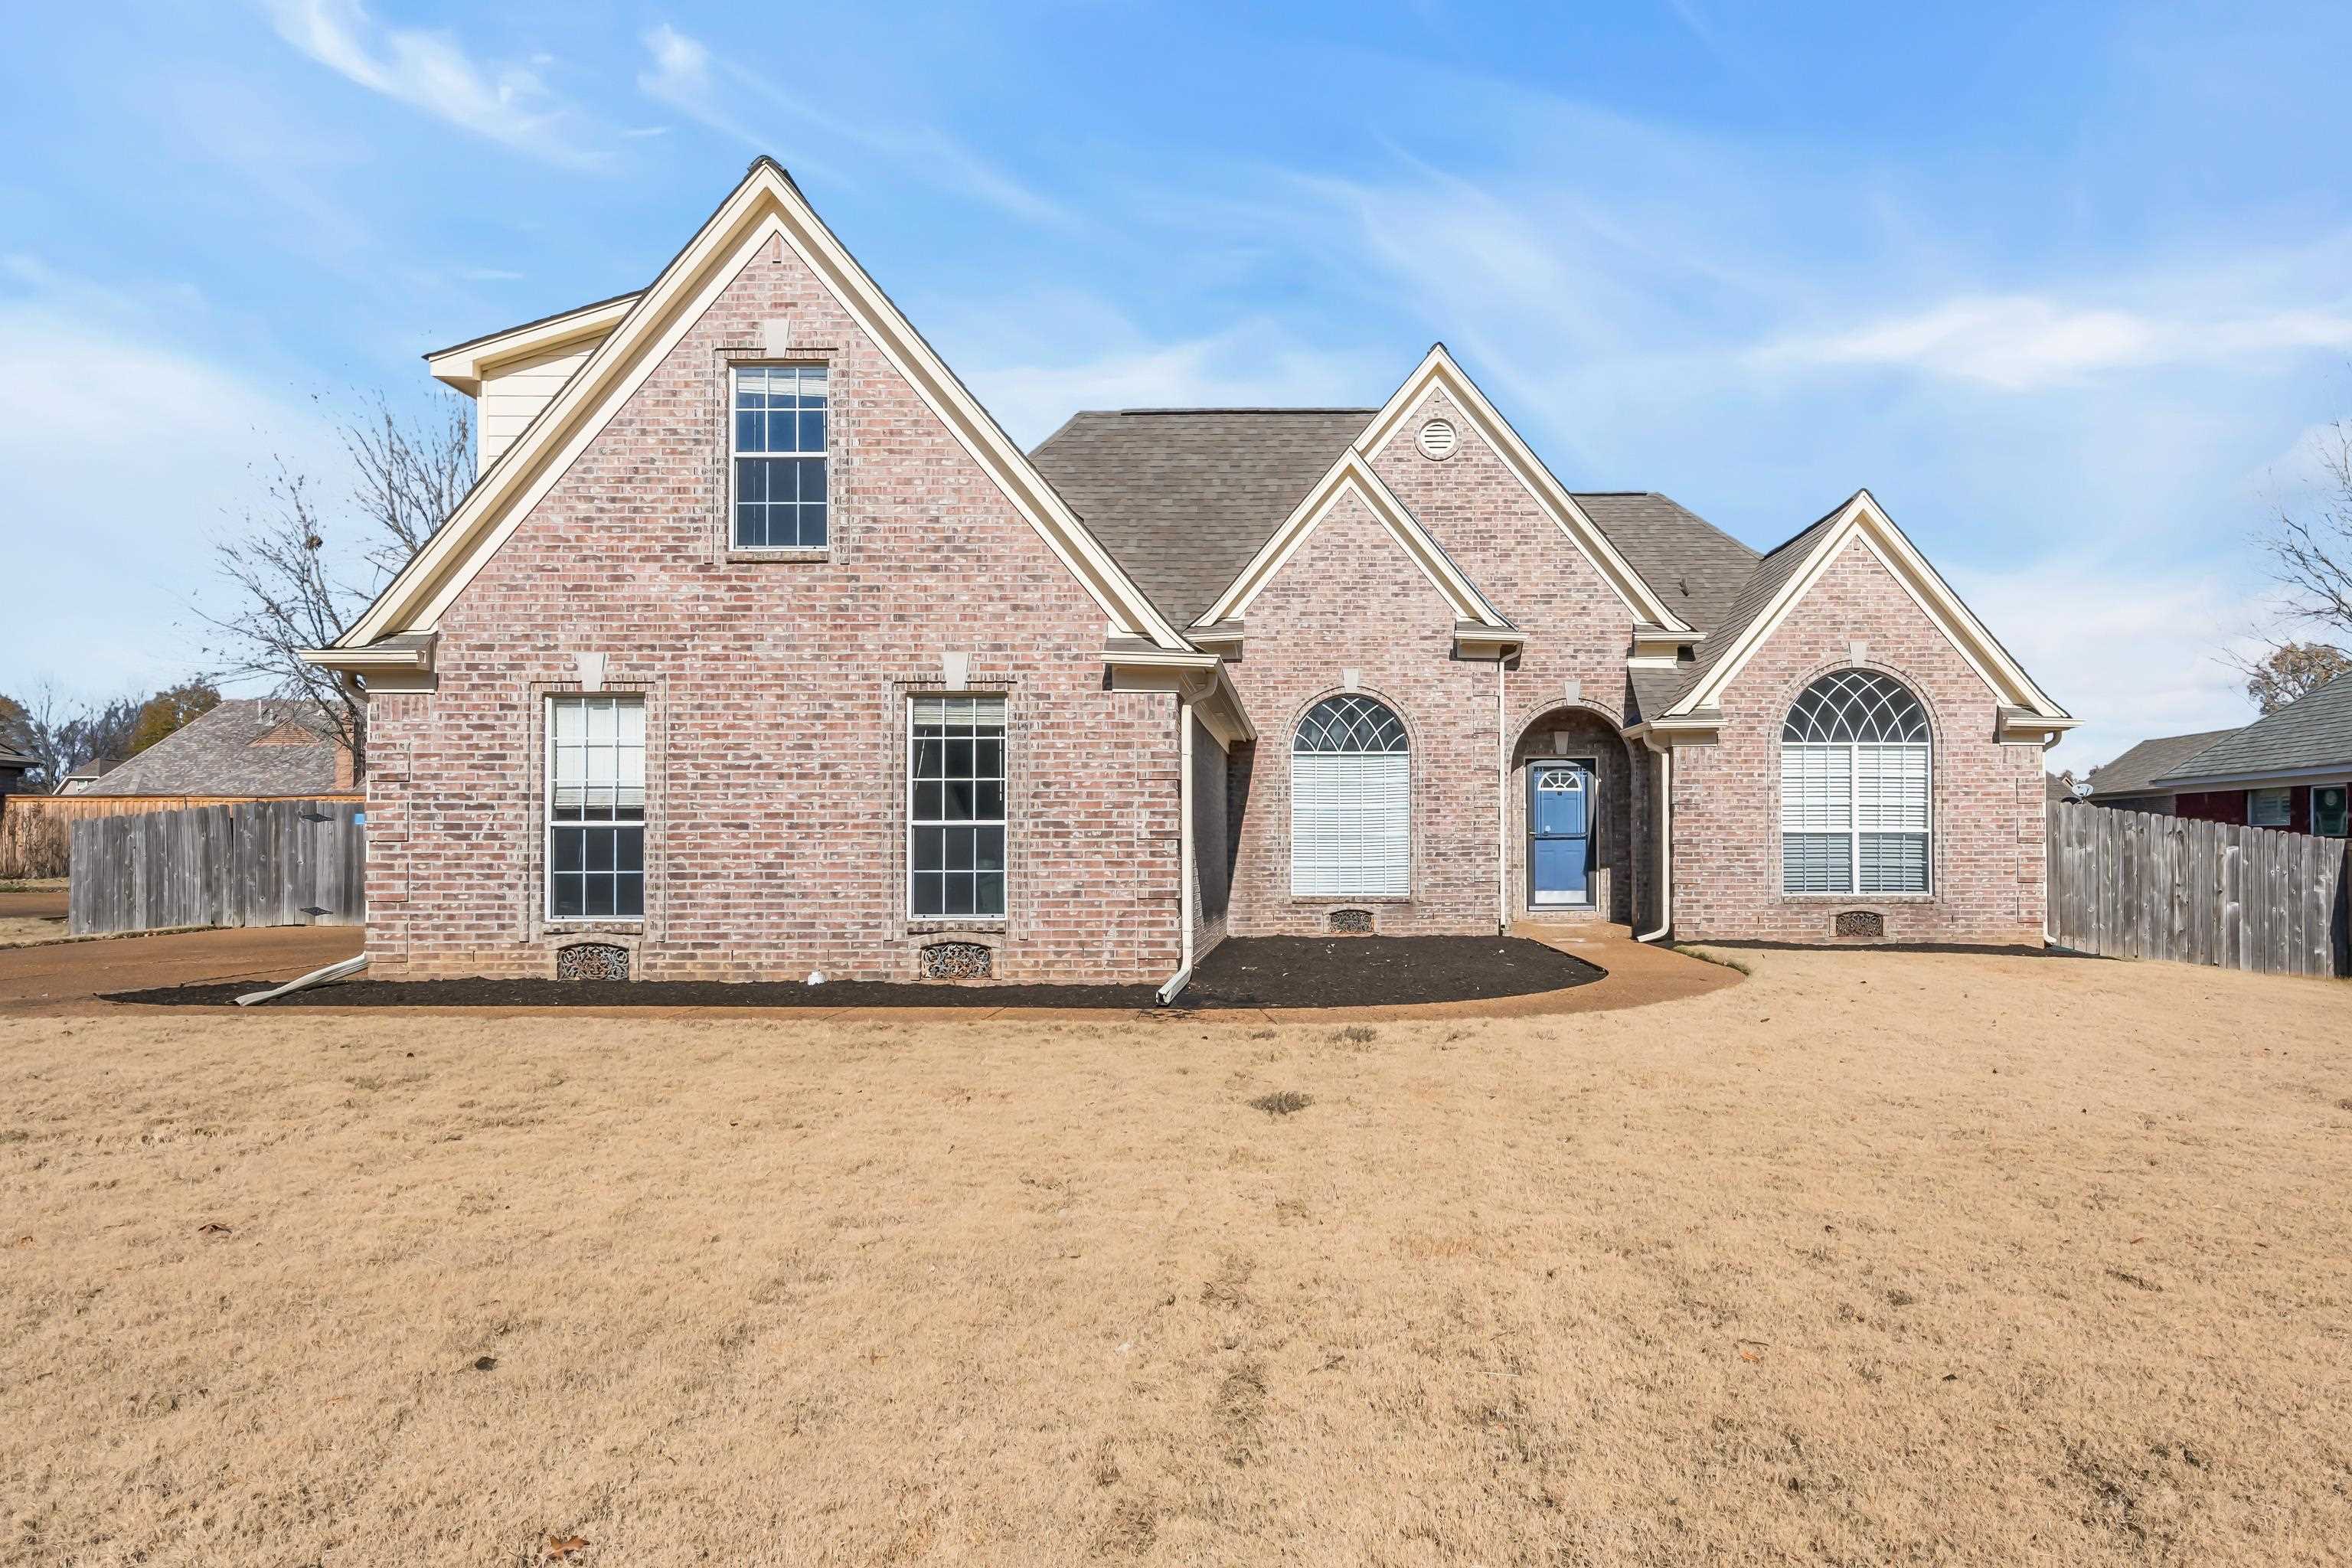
[303,161,2079,988]
[2086,676,2352,837]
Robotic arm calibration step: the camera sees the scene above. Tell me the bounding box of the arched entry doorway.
[1510,706,1637,923]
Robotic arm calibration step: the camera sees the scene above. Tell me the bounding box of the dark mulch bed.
[104,935,1602,1011]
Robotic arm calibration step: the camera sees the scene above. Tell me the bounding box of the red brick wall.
[1222,490,1497,935]
[1367,389,1648,923]
[1671,537,2047,944]
[366,238,1183,982]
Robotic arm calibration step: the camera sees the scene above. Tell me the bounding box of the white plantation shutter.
[1292,752,1410,897]
[1780,671,1932,896]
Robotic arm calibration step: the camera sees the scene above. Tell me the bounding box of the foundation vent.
[922,941,994,980]
[1328,908,1374,935]
[556,942,631,981]
[1834,910,1884,939]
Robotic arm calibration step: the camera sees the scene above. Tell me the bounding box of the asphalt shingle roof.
[2083,727,2243,798]
[77,700,349,799]
[1569,492,1759,635]
[1029,410,1374,624]
[2151,673,2352,783]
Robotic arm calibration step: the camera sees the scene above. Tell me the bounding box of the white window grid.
[546,694,646,921]
[1782,740,1931,895]
[908,693,1008,919]
[730,364,828,549]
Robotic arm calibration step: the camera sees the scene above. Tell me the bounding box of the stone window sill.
[725,547,830,565]
[906,920,1008,936]
[541,920,646,936]
[1287,897,1413,906]
[1776,894,1937,904]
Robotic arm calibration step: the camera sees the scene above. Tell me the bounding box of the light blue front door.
[1530,760,1595,906]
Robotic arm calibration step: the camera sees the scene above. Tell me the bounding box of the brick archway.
[1508,705,1639,924]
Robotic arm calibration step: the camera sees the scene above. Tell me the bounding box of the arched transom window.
[1292,695,1409,897]
[1780,670,1931,894]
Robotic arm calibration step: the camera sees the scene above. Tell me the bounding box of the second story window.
[733,364,828,548]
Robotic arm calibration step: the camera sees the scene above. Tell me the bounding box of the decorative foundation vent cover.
[1328,908,1374,935]
[1834,910,1884,939]
[557,942,631,981]
[922,941,994,980]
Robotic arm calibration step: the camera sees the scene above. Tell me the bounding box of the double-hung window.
[1781,670,1930,895]
[2249,788,2293,829]
[547,694,645,919]
[732,364,828,548]
[910,694,1006,917]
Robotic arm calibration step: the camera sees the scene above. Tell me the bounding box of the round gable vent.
[1416,417,1459,461]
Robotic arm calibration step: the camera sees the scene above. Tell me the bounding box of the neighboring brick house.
[2089,677,2352,838]
[302,160,2079,987]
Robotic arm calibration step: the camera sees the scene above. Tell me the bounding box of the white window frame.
[729,362,830,550]
[906,693,1009,921]
[1289,695,1412,900]
[544,693,647,923]
[2249,787,2293,828]
[2314,783,2349,838]
[1779,672,1932,898]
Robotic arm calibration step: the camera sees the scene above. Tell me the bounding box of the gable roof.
[318,158,1193,662]
[1029,409,1372,622]
[1571,492,1760,635]
[2152,673,2352,785]
[1198,450,1516,632]
[1658,490,2076,732]
[2083,727,2243,798]
[74,701,347,799]
[1353,346,1690,631]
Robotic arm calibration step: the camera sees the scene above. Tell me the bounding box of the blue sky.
[8,1,2352,766]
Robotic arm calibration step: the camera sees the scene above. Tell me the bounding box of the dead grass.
[4,947,2350,1564]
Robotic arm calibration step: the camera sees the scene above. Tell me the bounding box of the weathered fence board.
[2048,804,2348,978]
[68,801,365,936]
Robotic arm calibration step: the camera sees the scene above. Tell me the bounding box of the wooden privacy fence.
[2047,803,2349,978]
[68,801,366,937]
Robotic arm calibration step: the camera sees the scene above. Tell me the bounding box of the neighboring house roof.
[0,741,33,773]
[1029,409,1374,623]
[1570,493,1760,635]
[2084,727,2243,799]
[74,701,348,799]
[2152,673,2352,786]
[2046,772,2079,802]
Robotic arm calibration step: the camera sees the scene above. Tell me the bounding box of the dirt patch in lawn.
[0,881,70,947]
[6,945,2350,1565]
[101,934,1603,1011]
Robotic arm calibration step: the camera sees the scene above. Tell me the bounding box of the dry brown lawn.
[3,946,2350,1566]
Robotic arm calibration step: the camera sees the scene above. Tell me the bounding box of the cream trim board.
[1197,449,1513,630]
[1354,345,1688,632]
[426,295,639,394]
[1669,492,2073,723]
[343,160,1189,654]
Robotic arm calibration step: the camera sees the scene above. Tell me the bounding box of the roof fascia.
[1194,449,1512,630]
[1354,345,1689,632]
[342,161,1190,652]
[425,294,642,394]
[2156,762,2352,791]
[1669,492,2074,722]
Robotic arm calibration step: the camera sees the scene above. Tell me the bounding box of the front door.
[1530,760,1596,907]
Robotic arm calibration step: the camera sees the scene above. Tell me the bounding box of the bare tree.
[201,394,472,766]
[2260,417,2352,642]
[0,681,142,791]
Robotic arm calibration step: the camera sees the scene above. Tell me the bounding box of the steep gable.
[317,160,1189,663]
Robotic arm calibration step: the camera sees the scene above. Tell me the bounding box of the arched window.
[1781,670,1930,894]
[1292,695,1409,897]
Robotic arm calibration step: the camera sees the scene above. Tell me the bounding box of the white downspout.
[1156,701,1196,1005]
[1497,659,1510,933]
[1635,742,1674,943]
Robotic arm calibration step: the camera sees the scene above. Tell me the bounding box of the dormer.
[426,292,642,475]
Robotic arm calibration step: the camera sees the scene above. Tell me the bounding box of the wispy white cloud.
[636,24,1073,228]
[1948,557,2272,769]
[0,264,332,702]
[263,0,608,170]
[1764,294,2352,390]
